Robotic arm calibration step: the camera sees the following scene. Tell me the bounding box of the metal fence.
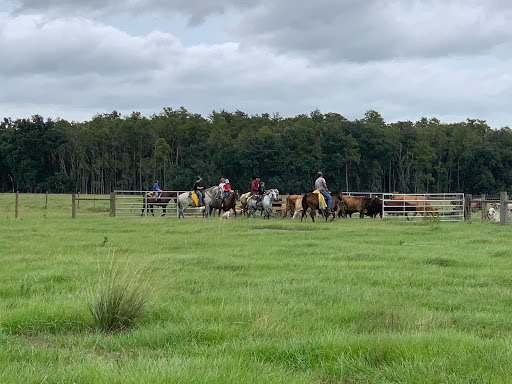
[382,193,464,222]
[114,190,204,218]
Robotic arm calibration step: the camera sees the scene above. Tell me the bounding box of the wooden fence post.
[481,193,486,221]
[464,194,472,221]
[45,191,48,209]
[72,193,76,219]
[110,192,116,217]
[500,192,508,225]
[15,191,19,219]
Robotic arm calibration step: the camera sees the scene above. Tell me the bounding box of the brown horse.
[141,191,174,216]
[301,191,341,222]
[220,190,240,217]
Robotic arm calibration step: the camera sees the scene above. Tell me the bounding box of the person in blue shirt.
[153,180,162,199]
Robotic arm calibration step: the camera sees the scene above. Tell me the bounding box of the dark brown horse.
[220,190,240,217]
[141,191,174,216]
[301,191,342,222]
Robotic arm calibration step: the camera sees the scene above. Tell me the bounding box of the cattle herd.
[278,193,440,220]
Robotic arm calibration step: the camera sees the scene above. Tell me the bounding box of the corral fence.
[381,193,465,222]
[467,192,511,224]
[113,190,203,218]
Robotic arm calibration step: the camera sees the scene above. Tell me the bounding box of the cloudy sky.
[1,0,512,127]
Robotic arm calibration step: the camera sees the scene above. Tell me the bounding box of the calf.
[364,197,383,218]
[283,194,303,218]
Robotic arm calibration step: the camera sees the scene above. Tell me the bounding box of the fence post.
[144,192,148,217]
[15,191,19,219]
[46,191,48,209]
[72,193,76,219]
[481,194,486,221]
[110,192,116,217]
[464,194,472,221]
[500,192,508,225]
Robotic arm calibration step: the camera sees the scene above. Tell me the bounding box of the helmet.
[197,176,202,180]
[225,179,230,184]
[154,180,159,183]
[317,172,323,176]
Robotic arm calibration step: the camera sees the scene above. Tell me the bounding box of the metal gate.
[114,190,204,218]
[382,193,464,221]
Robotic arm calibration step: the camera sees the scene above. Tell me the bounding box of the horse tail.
[302,193,309,212]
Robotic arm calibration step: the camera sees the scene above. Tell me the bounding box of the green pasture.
[1,193,512,383]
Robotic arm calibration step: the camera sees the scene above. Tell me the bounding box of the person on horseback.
[257,181,265,204]
[193,176,204,206]
[152,180,162,199]
[218,178,225,199]
[251,176,260,196]
[315,172,331,210]
[222,179,231,202]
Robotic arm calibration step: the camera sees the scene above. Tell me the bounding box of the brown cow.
[337,195,368,219]
[383,200,417,219]
[392,194,439,216]
[283,194,303,218]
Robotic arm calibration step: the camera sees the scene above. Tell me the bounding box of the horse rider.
[315,171,332,211]
[222,178,231,202]
[193,176,204,206]
[218,177,225,199]
[251,176,260,197]
[152,180,162,199]
[257,181,265,204]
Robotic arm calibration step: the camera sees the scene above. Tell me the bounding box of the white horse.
[247,189,279,219]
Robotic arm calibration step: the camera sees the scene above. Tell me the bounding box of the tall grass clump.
[89,252,151,332]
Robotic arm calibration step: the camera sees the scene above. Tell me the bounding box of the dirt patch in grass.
[251,226,321,232]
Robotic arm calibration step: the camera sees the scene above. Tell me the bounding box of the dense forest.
[1,108,511,195]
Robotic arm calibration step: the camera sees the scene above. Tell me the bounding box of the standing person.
[251,176,260,196]
[193,176,204,206]
[152,180,162,199]
[218,178,225,199]
[315,172,331,210]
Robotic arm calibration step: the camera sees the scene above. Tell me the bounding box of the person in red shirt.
[251,176,260,195]
[222,179,231,201]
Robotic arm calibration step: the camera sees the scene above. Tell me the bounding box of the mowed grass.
[1,193,512,383]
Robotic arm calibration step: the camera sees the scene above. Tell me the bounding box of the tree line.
[1,107,511,195]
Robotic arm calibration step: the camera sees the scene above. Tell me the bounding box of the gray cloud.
[8,0,512,62]
[1,4,511,128]
[233,0,512,62]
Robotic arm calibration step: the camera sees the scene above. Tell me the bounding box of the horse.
[246,189,279,219]
[240,192,251,216]
[141,191,173,216]
[203,186,222,218]
[301,191,341,222]
[220,190,240,217]
[177,189,205,218]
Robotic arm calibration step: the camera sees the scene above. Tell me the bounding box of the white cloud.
[1,2,512,128]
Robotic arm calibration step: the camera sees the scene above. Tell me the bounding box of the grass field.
[1,193,512,383]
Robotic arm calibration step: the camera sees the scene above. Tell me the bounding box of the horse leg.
[162,204,166,217]
[310,208,316,222]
